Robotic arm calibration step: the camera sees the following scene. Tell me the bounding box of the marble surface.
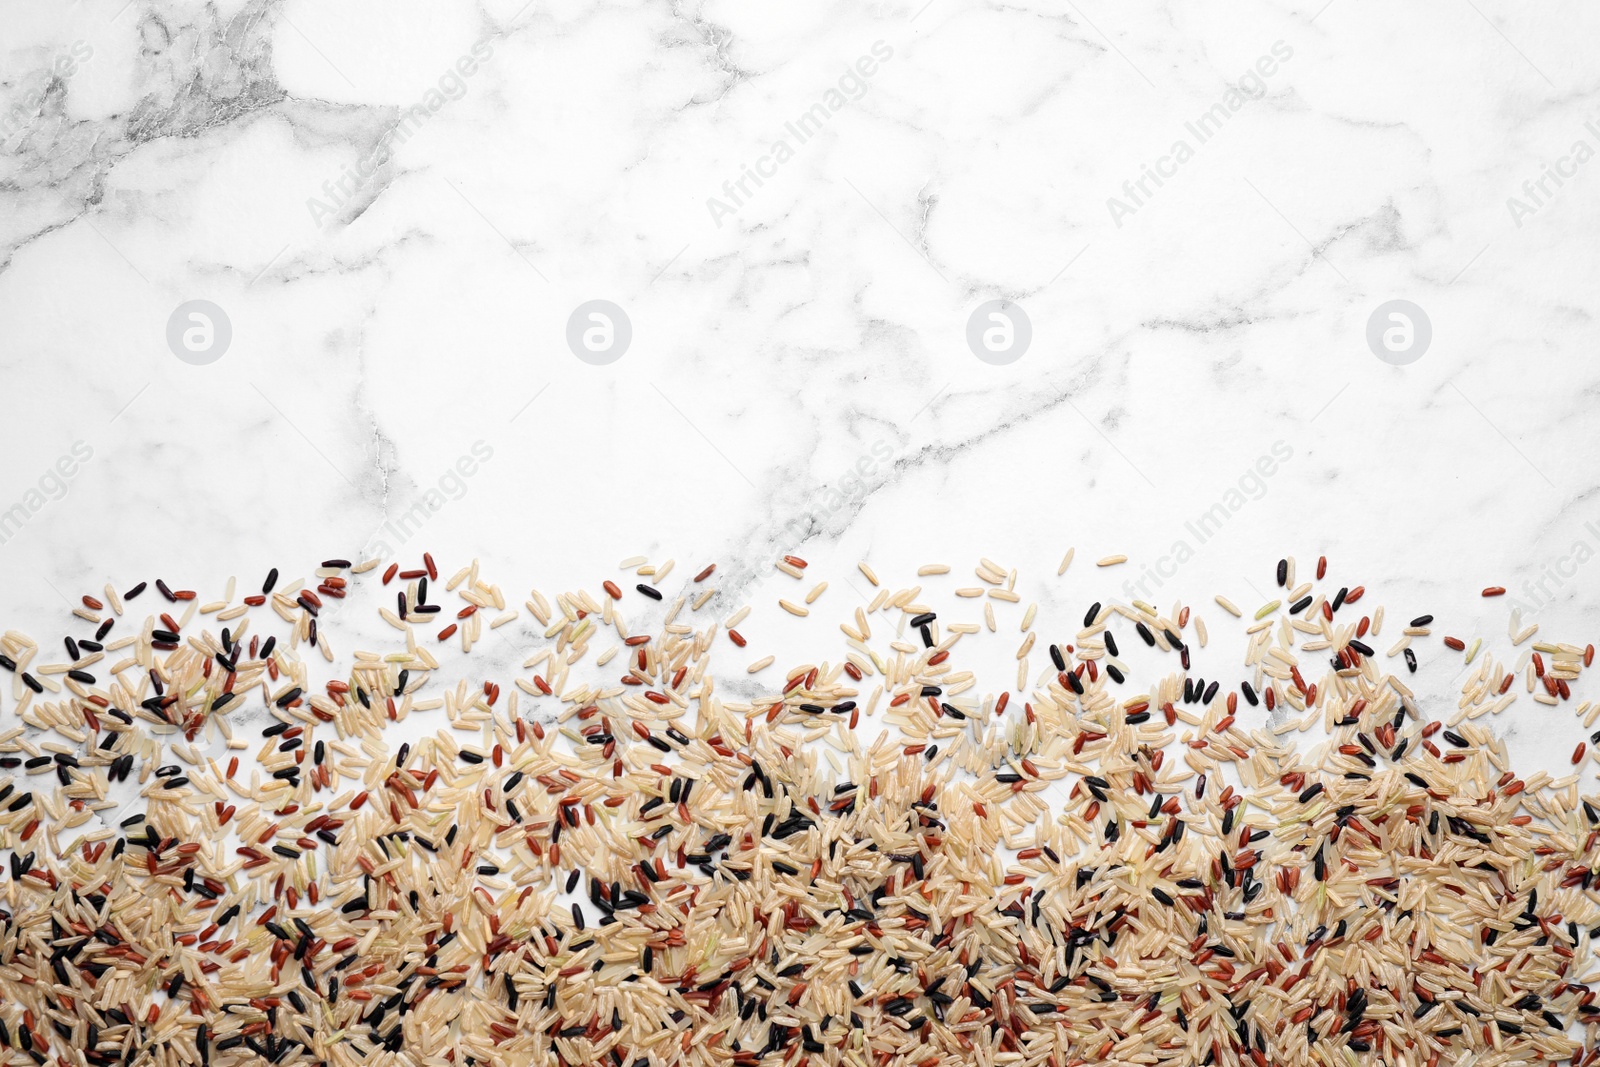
[2,0,1598,770]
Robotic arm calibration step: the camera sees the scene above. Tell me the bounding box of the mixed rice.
[0,552,1596,1067]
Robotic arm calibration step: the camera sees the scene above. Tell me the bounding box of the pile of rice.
[0,553,1595,1067]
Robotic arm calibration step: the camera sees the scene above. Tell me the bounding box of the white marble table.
[1,0,1595,771]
